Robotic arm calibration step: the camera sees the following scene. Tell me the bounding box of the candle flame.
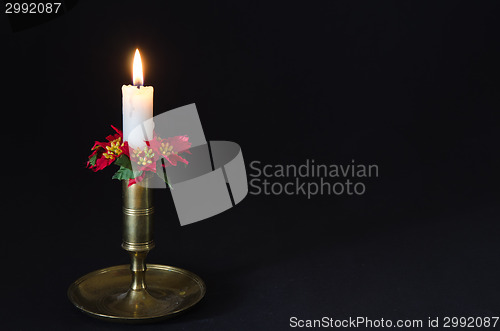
[133,49,143,86]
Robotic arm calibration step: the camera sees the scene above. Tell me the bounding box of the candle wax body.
[122,85,154,149]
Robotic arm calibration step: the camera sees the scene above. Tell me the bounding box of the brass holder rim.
[68,179,206,323]
[67,264,206,323]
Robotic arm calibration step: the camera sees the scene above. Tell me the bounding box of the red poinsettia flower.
[87,125,191,187]
[152,135,192,166]
[87,125,129,171]
[129,144,159,172]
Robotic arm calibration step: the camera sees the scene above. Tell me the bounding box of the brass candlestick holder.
[68,178,206,323]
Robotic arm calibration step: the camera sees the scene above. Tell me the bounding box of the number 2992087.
[5,2,61,14]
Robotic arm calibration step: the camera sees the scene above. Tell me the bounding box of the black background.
[2,1,499,330]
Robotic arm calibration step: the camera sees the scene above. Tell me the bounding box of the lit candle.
[122,49,154,149]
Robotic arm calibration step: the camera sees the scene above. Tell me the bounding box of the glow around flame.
[133,49,143,86]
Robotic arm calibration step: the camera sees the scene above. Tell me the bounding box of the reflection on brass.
[68,178,206,322]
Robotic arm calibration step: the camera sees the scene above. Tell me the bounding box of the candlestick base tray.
[68,264,206,323]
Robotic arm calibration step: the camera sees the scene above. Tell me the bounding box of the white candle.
[122,49,154,149]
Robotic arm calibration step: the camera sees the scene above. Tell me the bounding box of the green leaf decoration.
[112,166,142,181]
[114,154,132,170]
[88,153,98,167]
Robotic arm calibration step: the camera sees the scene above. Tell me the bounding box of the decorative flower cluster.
[87,125,191,186]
